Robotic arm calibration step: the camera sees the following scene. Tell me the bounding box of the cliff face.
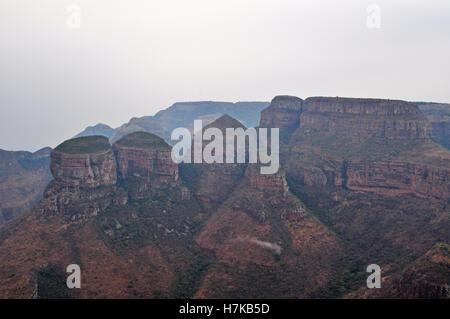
[344,161,450,200]
[259,96,303,130]
[113,132,179,199]
[42,136,125,220]
[50,149,117,188]
[272,96,450,201]
[299,97,431,140]
[43,133,183,218]
[288,159,450,201]
[0,148,52,227]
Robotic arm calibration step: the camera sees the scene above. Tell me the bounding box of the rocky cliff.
[299,97,431,140]
[113,132,179,199]
[42,136,125,220]
[0,96,449,299]
[271,96,450,201]
[259,96,303,130]
[50,136,117,188]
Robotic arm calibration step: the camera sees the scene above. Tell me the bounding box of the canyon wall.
[255,95,450,201]
[113,132,179,199]
[299,97,432,140]
[259,95,303,130]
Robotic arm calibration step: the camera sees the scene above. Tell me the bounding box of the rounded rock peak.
[204,114,247,132]
[113,131,170,150]
[269,95,303,110]
[54,136,111,154]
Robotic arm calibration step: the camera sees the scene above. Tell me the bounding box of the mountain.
[74,123,115,139]
[152,101,269,133]
[0,96,448,298]
[0,147,52,227]
[0,101,268,227]
[276,96,450,296]
[77,101,269,145]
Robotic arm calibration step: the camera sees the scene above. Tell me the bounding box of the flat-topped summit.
[113,132,179,198]
[297,96,431,140]
[260,95,303,130]
[266,95,303,111]
[304,97,425,117]
[55,136,111,154]
[114,131,170,150]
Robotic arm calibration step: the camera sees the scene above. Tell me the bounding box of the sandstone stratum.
[0,95,448,299]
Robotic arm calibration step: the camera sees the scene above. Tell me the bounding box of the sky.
[1,0,449,151]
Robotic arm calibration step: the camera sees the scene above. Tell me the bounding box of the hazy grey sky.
[1,0,449,151]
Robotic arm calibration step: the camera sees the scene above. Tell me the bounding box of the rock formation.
[50,136,117,187]
[42,136,125,220]
[113,132,179,199]
[261,95,450,201]
[259,95,303,130]
[0,95,449,299]
[299,97,431,140]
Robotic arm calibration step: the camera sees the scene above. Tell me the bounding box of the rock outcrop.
[259,95,303,130]
[290,159,450,200]
[50,136,117,187]
[42,136,125,220]
[263,96,450,201]
[344,161,450,200]
[299,97,431,140]
[113,132,179,199]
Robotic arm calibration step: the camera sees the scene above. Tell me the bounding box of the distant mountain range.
[74,101,270,144]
